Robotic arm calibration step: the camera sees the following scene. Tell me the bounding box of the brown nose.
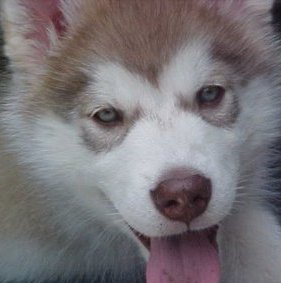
[151,172,211,225]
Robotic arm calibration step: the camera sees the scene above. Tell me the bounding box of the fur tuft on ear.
[199,0,274,20]
[1,0,82,74]
[245,0,274,14]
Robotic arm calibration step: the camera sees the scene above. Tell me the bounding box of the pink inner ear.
[23,0,66,51]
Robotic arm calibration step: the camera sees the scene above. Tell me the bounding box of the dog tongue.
[146,232,220,283]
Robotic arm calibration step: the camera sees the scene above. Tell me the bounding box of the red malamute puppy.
[1,1,281,282]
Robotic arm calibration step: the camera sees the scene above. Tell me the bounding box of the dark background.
[0,27,7,73]
[1,1,281,283]
[273,0,281,34]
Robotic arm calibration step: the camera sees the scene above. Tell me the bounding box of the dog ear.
[1,0,83,74]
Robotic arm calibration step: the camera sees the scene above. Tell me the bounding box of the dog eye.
[93,108,122,125]
[196,85,225,107]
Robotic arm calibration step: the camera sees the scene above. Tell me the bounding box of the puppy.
[1,1,281,282]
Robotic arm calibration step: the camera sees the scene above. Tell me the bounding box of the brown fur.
[25,0,274,119]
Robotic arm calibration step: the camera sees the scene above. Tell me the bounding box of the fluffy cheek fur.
[22,108,240,238]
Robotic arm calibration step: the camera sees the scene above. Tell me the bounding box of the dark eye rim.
[91,107,123,126]
[196,85,226,108]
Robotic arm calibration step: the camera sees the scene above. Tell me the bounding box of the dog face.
[1,0,278,239]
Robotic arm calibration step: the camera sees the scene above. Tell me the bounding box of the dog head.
[1,0,279,241]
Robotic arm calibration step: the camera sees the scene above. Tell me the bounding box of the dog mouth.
[132,226,220,283]
[132,229,151,250]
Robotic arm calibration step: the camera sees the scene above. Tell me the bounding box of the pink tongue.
[146,232,220,283]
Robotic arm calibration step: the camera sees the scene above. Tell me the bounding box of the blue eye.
[93,108,122,125]
[196,85,225,107]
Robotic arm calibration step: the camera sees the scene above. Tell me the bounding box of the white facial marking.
[72,42,242,236]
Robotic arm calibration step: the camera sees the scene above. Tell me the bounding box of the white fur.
[219,205,281,283]
[1,0,281,282]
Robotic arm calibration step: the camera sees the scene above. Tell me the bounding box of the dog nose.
[151,172,212,225]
